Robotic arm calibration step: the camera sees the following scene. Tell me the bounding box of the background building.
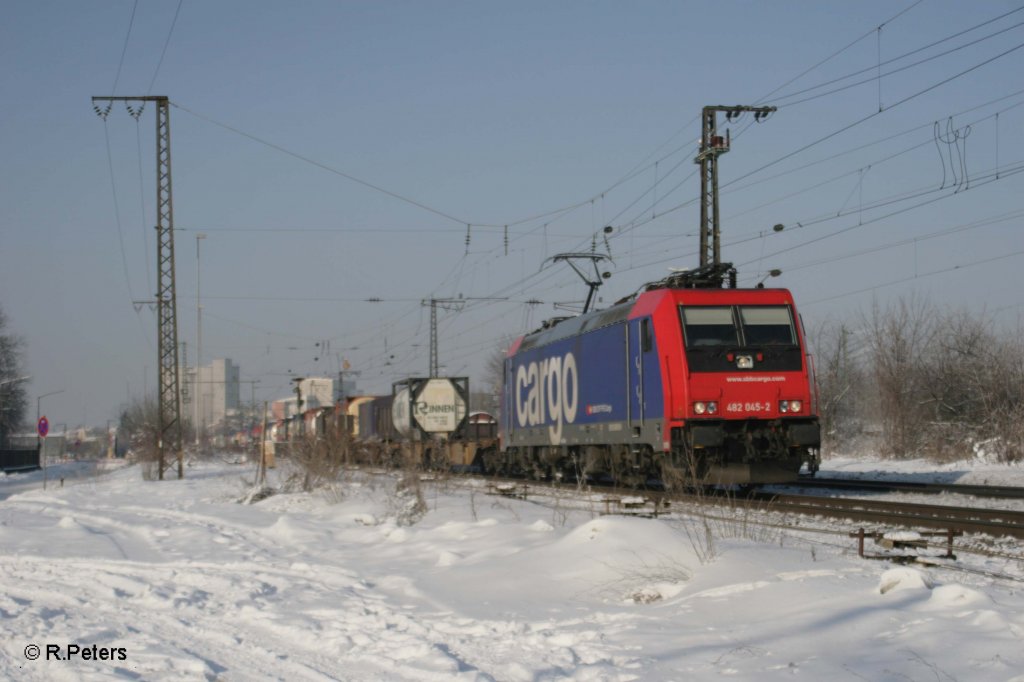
[190,358,240,434]
[299,377,334,410]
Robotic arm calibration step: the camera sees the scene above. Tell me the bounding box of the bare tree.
[810,318,868,452]
[862,295,936,457]
[118,394,163,477]
[472,336,512,420]
[0,305,28,446]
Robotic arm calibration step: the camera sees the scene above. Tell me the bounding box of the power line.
[755,0,925,103]
[736,159,1024,267]
[110,0,138,93]
[801,247,1024,306]
[606,47,1024,252]
[147,0,184,95]
[719,89,1024,206]
[768,7,1024,106]
[171,101,477,227]
[736,39,1024,188]
[779,20,1024,108]
[743,208,1024,280]
[591,157,1024,286]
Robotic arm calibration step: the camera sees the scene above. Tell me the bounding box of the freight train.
[264,271,820,487]
[265,377,498,471]
[490,264,821,486]
[267,265,819,488]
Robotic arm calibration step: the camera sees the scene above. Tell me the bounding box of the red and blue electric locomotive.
[495,264,820,486]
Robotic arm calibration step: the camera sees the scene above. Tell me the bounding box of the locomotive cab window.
[739,306,796,346]
[681,307,738,347]
[681,304,803,372]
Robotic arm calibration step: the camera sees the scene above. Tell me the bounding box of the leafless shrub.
[659,451,720,562]
[238,484,276,505]
[287,419,353,493]
[490,499,521,522]
[118,395,165,478]
[392,471,427,526]
[660,448,784,562]
[596,552,693,604]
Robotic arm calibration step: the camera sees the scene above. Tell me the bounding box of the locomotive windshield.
[681,307,738,346]
[681,304,802,372]
[738,306,796,345]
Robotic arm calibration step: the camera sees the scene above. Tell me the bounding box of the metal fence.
[0,447,40,473]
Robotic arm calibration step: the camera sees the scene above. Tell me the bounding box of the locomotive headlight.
[779,400,803,413]
[707,401,718,414]
[694,401,707,415]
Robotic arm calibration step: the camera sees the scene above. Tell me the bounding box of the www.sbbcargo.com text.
[23,643,127,662]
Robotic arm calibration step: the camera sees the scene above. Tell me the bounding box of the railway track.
[784,477,1024,500]
[736,491,1024,539]
[477,475,1024,540]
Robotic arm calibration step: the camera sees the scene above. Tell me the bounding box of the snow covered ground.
[1,456,1023,681]
[821,453,1024,488]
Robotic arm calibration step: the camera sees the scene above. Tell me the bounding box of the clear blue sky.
[2,0,1022,428]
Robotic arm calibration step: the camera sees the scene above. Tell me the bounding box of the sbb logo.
[515,352,578,443]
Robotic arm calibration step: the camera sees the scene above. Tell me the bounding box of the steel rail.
[787,477,1024,499]
[747,491,1024,539]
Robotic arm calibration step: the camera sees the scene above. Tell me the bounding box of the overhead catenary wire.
[801,248,1024,307]
[612,157,1024,280]
[753,0,926,104]
[576,150,1024,292]
[604,61,1024,254]
[421,125,997,364]
[733,39,1024,190]
[766,6,1024,107]
[741,207,1024,281]
[775,19,1024,108]
[718,89,1024,205]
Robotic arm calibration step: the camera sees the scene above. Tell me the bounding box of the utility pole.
[93,95,184,479]
[292,377,304,438]
[180,341,189,410]
[425,299,461,378]
[258,401,268,485]
[421,297,506,377]
[694,105,776,269]
[195,232,206,447]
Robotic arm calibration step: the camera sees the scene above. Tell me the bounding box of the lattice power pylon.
[93,95,184,479]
